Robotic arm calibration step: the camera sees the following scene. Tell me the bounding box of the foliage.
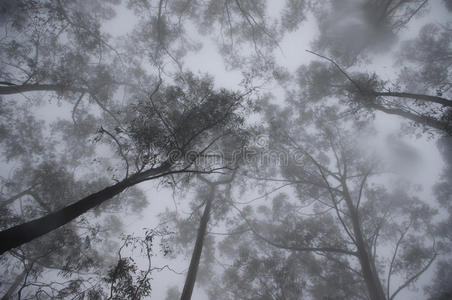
[1,1,451,299]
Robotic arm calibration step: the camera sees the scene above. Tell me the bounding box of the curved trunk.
[0,163,171,255]
[180,186,215,300]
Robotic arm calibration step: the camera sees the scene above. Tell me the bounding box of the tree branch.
[230,202,357,256]
[374,91,452,108]
[389,250,437,300]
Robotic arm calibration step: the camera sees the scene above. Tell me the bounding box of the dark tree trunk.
[0,180,130,255]
[180,186,215,300]
[0,163,170,255]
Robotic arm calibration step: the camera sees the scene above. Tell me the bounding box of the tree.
[209,236,310,300]
[1,0,449,298]
[101,228,174,300]
[0,73,247,254]
[425,260,452,300]
[308,0,429,66]
[158,131,249,300]
[0,99,146,298]
[287,1,451,136]
[297,48,452,135]
[0,146,148,298]
[0,0,285,257]
[0,0,126,102]
[210,102,445,300]
[209,198,365,300]
[0,1,266,296]
[179,174,235,300]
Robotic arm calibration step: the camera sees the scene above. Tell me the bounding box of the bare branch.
[100,127,130,178]
[389,250,437,300]
[230,202,357,256]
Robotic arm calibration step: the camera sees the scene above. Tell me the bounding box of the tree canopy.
[0,1,451,299]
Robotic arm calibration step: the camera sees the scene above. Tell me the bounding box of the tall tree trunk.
[342,180,387,300]
[0,163,170,255]
[180,185,215,300]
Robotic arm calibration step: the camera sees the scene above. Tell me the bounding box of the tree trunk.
[0,187,35,209]
[1,268,27,300]
[374,91,452,108]
[0,163,170,255]
[342,181,387,300]
[0,83,83,95]
[180,186,215,300]
[369,102,452,135]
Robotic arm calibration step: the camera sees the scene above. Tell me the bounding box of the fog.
[0,0,451,299]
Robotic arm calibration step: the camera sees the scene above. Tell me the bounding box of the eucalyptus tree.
[0,1,265,296]
[425,259,452,300]
[1,0,448,299]
[209,233,311,300]
[0,0,126,103]
[427,135,452,300]
[268,0,432,67]
[0,0,272,298]
[209,101,447,300]
[0,73,248,254]
[435,135,452,222]
[0,0,280,253]
[0,227,173,299]
[0,112,149,298]
[208,195,367,300]
[294,0,427,66]
[126,0,282,70]
[290,0,451,136]
[157,131,251,300]
[179,173,237,300]
[296,48,452,136]
[98,228,174,300]
[397,22,452,98]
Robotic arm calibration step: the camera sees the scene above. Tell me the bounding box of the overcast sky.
[2,1,444,298]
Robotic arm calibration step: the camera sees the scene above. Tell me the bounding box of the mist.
[0,0,451,299]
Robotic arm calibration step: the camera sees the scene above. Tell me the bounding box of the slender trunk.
[0,187,34,209]
[0,188,52,213]
[180,186,215,300]
[1,268,27,300]
[369,103,452,134]
[0,163,170,255]
[0,83,84,95]
[342,181,386,300]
